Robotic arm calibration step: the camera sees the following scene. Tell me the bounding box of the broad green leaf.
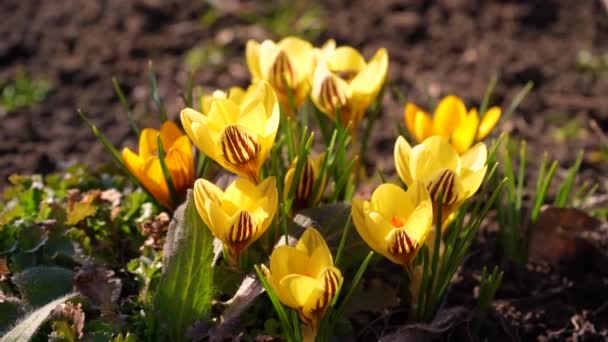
[292,203,369,271]
[12,266,74,307]
[0,292,78,342]
[152,190,215,341]
[0,297,24,332]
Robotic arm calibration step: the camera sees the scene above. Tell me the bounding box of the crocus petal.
[269,246,310,286]
[451,109,479,154]
[459,165,487,198]
[121,147,142,176]
[350,48,388,96]
[258,40,281,80]
[371,183,417,219]
[280,274,318,307]
[159,121,183,147]
[432,95,467,137]
[394,136,414,186]
[296,228,334,275]
[413,110,433,143]
[138,128,160,160]
[460,142,487,171]
[409,136,460,182]
[193,179,223,226]
[477,106,501,140]
[326,46,366,75]
[404,103,420,137]
[246,40,262,81]
[401,182,433,243]
[278,37,314,85]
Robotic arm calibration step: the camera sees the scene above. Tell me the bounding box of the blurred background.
[1,0,607,186]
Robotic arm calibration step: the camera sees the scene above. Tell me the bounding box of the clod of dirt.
[529,206,606,272]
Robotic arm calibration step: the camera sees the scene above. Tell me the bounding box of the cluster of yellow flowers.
[118,35,499,334]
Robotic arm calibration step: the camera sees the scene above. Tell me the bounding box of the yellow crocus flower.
[180,81,280,183]
[311,39,388,128]
[246,36,314,116]
[394,136,487,227]
[193,176,278,258]
[284,153,327,212]
[263,227,343,334]
[352,182,433,268]
[404,95,501,153]
[121,121,194,209]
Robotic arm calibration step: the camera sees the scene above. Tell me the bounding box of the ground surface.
[2,0,608,340]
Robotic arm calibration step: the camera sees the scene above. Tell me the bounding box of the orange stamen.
[391,216,404,228]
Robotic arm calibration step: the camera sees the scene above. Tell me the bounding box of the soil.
[2,0,608,340]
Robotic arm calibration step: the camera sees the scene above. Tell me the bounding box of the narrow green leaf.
[335,251,374,319]
[334,213,353,268]
[554,150,584,207]
[479,75,498,118]
[531,160,558,223]
[503,81,533,122]
[254,266,295,342]
[148,61,167,122]
[111,77,139,136]
[152,190,215,341]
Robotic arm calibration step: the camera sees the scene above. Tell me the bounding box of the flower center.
[319,75,347,117]
[391,215,404,228]
[300,267,341,330]
[226,211,258,256]
[269,50,295,91]
[293,159,315,211]
[387,230,418,265]
[427,168,459,206]
[220,125,261,181]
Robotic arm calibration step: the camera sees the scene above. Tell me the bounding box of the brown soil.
[2,0,608,340]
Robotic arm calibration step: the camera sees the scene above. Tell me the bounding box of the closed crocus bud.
[263,227,343,334]
[246,37,314,116]
[181,81,280,183]
[352,182,433,268]
[394,136,487,228]
[193,176,278,258]
[284,153,327,213]
[311,40,388,129]
[122,121,194,209]
[403,95,501,154]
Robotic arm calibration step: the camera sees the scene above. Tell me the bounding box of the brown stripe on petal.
[227,211,257,256]
[293,160,315,211]
[427,169,458,206]
[319,76,347,116]
[220,125,260,179]
[388,230,418,265]
[269,51,294,91]
[308,268,340,323]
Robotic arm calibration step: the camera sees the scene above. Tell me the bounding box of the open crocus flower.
[193,176,278,258]
[311,39,388,129]
[394,136,487,227]
[284,153,327,213]
[263,227,343,334]
[404,95,501,154]
[122,121,194,209]
[246,36,314,116]
[352,182,433,268]
[181,81,280,183]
